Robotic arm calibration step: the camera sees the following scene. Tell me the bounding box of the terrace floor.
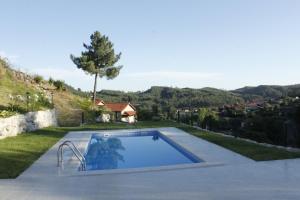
[1,127,300,200]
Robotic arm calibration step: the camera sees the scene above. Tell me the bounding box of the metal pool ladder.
[57,140,86,171]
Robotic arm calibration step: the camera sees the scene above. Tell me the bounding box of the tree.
[205,111,219,130]
[198,108,209,128]
[48,77,54,85]
[70,31,122,104]
[152,104,159,116]
[33,75,43,84]
[161,88,174,100]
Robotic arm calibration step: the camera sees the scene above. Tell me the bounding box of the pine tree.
[70,31,122,104]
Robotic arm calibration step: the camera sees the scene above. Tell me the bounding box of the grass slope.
[0,58,92,125]
[1,121,300,179]
[0,60,37,110]
[53,91,91,126]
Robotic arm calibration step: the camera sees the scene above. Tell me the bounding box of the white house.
[96,99,137,123]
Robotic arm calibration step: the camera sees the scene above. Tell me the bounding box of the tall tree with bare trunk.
[70,31,122,104]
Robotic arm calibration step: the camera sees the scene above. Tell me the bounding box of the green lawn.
[180,126,300,161]
[1,121,300,179]
[0,121,177,178]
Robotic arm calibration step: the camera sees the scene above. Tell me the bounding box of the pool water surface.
[84,131,202,171]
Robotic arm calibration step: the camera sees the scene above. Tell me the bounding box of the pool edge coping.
[57,127,253,176]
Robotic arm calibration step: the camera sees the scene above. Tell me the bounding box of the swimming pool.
[84,130,203,171]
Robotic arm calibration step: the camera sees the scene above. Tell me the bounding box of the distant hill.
[2,56,300,123]
[233,85,300,99]
[97,86,245,110]
[97,84,300,111]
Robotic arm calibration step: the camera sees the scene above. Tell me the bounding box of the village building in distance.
[95,99,137,123]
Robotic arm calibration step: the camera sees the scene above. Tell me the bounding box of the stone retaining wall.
[0,109,57,139]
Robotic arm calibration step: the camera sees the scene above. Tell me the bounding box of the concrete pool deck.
[1,127,300,199]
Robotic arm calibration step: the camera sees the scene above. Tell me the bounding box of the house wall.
[120,104,135,115]
[121,104,136,123]
[121,116,135,123]
[97,104,136,123]
[96,114,110,123]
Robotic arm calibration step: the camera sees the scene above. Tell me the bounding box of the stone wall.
[0,109,57,139]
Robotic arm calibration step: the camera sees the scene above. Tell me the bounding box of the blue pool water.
[84,131,202,171]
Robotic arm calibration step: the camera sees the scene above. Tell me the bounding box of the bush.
[137,108,153,120]
[238,129,271,143]
[6,94,27,113]
[25,92,52,111]
[212,117,231,130]
[48,77,54,85]
[0,110,17,118]
[53,80,65,90]
[37,93,52,109]
[151,116,161,121]
[33,75,43,84]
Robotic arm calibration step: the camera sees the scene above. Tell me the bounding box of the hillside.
[2,56,300,124]
[97,86,245,111]
[0,59,52,114]
[0,58,91,126]
[233,85,300,99]
[97,85,300,119]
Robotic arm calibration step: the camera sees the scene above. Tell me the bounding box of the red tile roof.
[123,111,136,116]
[95,99,105,105]
[104,103,135,112]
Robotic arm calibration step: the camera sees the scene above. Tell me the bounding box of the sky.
[0,0,299,92]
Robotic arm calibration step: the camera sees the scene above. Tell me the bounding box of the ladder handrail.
[61,140,85,161]
[57,141,86,171]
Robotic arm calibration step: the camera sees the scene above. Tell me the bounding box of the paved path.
[1,128,300,200]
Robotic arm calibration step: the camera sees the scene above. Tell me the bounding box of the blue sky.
[0,0,299,92]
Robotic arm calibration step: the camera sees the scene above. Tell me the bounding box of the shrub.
[137,108,153,120]
[36,92,52,109]
[53,80,65,90]
[78,98,93,111]
[33,75,43,84]
[238,129,271,143]
[151,116,161,121]
[25,92,52,111]
[7,94,26,113]
[0,110,16,118]
[48,77,54,85]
